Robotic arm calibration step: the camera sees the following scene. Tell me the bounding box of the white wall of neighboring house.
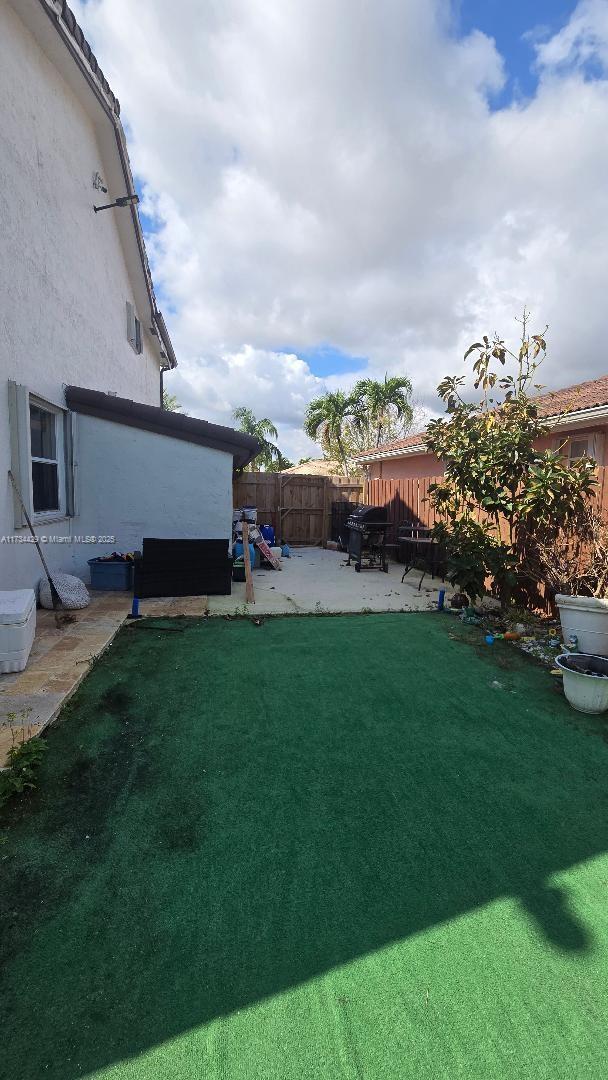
[0,0,190,590]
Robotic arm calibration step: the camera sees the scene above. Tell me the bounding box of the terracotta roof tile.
[355,374,608,459]
[534,374,608,417]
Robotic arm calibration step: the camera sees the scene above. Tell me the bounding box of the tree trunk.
[337,435,350,478]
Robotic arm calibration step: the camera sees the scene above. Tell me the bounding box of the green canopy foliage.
[426,314,597,604]
[233,407,283,472]
[304,374,414,475]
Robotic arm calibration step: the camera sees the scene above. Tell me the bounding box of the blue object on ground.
[281,544,290,558]
[127,596,142,620]
[485,634,495,645]
[234,542,255,566]
[88,557,133,591]
[438,589,445,611]
[260,524,275,545]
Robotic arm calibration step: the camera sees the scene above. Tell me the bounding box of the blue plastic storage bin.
[234,541,256,565]
[260,524,276,545]
[88,558,133,591]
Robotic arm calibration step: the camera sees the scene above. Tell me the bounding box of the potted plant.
[530,507,608,656]
[554,652,608,714]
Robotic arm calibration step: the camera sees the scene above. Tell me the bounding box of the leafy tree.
[425,314,597,605]
[304,391,353,475]
[265,452,295,472]
[233,406,280,472]
[351,374,413,448]
[162,390,185,413]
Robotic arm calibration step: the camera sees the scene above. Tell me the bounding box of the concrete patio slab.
[207,547,444,616]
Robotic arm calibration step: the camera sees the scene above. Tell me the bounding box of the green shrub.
[0,737,46,809]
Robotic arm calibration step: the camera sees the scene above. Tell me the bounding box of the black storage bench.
[133,539,232,598]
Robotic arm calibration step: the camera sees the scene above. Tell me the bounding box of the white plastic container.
[0,590,37,674]
[555,594,608,657]
[555,653,608,715]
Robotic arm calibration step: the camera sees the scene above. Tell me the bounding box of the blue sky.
[274,1,581,380]
[76,0,608,459]
[457,0,578,105]
[124,0,583,382]
[279,345,368,379]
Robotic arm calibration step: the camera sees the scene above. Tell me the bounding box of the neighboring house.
[355,375,608,480]
[0,0,257,590]
[282,458,361,478]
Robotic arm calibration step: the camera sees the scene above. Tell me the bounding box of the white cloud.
[73,0,608,456]
[535,0,608,72]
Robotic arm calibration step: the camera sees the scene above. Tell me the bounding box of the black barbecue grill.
[345,505,391,572]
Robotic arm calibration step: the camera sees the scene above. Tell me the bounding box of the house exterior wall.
[367,453,444,481]
[0,0,171,590]
[0,0,161,407]
[2,416,233,587]
[366,423,608,481]
[535,428,608,466]
[69,417,233,578]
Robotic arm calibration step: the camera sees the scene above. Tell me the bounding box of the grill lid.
[345,507,393,529]
[346,505,387,524]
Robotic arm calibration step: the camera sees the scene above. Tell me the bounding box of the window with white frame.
[29,400,65,515]
[557,432,603,465]
[126,300,143,354]
[8,381,75,526]
[568,436,592,462]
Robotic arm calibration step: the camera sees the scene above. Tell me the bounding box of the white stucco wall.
[0,0,170,588]
[2,416,233,587]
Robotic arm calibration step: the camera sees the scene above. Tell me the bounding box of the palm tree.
[303,391,353,475]
[352,374,413,447]
[233,406,280,472]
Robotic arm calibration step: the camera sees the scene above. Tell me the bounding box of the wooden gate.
[233,473,364,545]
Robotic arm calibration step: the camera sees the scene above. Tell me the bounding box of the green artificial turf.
[1,612,608,1079]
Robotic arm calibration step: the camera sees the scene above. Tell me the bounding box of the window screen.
[30,403,59,512]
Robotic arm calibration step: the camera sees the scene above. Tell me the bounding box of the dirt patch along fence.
[233,472,364,546]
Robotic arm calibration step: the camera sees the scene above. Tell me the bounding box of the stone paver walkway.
[0,592,208,766]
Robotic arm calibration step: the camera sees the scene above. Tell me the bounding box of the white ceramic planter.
[555,654,608,715]
[555,594,608,657]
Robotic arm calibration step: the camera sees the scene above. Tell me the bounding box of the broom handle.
[7,469,62,608]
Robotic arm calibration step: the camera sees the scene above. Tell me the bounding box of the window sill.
[31,514,69,527]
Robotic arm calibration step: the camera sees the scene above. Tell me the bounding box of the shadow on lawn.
[1,614,607,1079]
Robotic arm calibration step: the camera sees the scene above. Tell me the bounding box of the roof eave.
[355,402,608,464]
[65,385,260,468]
[355,442,427,464]
[544,403,608,430]
[33,0,177,370]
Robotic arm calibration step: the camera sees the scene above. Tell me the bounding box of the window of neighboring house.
[569,436,592,462]
[29,401,63,515]
[126,301,143,354]
[557,432,603,465]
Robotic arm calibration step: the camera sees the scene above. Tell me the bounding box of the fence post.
[274,472,282,541]
[322,477,331,548]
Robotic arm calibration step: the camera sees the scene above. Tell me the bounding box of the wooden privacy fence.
[233,472,364,546]
[368,466,608,542]
[366,476,444,542]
